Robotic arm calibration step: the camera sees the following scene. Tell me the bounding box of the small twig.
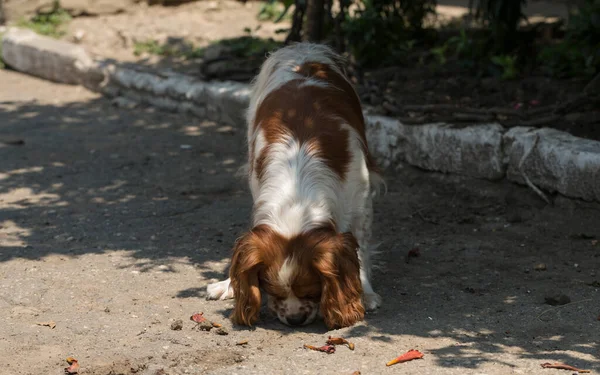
[452,112,495,122]
[403,104,458,112]
[417,211,439,225]
[403,203,437,220]
[403,104,523,118]
[382,101,402,115]
[0,139,25,146]
[518,134,551,205]
[525,104,556,117]
[537,298,593,321]
[519,115,562,127]
[554,94,599,115]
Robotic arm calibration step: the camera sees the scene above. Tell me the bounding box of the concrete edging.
[3,28,600,203]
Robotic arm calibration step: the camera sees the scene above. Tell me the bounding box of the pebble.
[534,263,547,271]
[170,319,183,331]
[196,321,213,331]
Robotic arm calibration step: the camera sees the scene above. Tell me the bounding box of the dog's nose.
[286,312,308,326]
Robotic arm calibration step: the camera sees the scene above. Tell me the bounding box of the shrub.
[343,0,436,67]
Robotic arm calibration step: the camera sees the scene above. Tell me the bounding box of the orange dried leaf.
[64,357,79,374]
[541,362,590,373]
[386,349,424,366]
[303,344,335,354]
[326,336,355,350]
[190,313,206,323]
[211,322,222,328]
[236,340,249,346]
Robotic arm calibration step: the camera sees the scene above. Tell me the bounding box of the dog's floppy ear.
[229,225,281,326]
[229,230,263,326]
[313,231,364,329]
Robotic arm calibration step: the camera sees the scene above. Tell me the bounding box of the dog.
[206,43,383,329]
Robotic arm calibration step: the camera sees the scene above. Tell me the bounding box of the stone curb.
[3,28,600,203]
[1,28,95,85]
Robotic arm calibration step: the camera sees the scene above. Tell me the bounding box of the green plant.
[539,42,599,78]
[538,0,600,78]
[257,0,293,22]
[204,36,282,58]
[430,44,448,65]
[447,28,470,57]
[491,54,518,79]
[133,38,206,59]
[17,3,71,38]
[567,0,600,46]
[133,40,169,56]
[343,0,436,67]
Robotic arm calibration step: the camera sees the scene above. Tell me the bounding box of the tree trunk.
[334,0,350,52]
[304,0,324,42]
[0,0,5,25]
[286,0,306,43]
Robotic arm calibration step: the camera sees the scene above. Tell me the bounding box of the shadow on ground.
[1,82,599,372]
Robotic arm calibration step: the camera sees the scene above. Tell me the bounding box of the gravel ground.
[1,69,599,375]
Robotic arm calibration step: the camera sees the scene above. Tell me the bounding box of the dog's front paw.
[363,292,382,311]
[206,279,234,301]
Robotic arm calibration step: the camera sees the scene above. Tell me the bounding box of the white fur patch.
[278,257,297,291]
[251,136,340,237]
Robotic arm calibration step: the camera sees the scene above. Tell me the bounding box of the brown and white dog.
[206,43,383,329]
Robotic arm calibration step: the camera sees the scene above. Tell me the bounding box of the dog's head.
[229,224,364,329]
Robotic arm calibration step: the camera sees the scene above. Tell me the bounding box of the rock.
[365,116,506,179]
[215,327,229,335]
[195,321,213,331]
[534,263,547,271]
[170,319,183,331]
[2,28,96,85]
[199,43,230,63]
[544,294,571,306]
[504,127,600,203]
[73,29,85,43]
[112,96,139,109]
[60,0,135,16]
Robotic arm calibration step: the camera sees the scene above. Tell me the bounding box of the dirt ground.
[1,68,600,375]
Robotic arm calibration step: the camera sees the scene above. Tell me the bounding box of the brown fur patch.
[251,61,377,182]
[229,225,364,328]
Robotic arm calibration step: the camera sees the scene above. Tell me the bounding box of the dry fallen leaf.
[36,321,56,329]
[326,336,355,350]
[65,357,79,374]
[541,362,590,373]
[236,340,249,346]
[190,313,206,323]
[303,344,335,354]
[386,349,424,366]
